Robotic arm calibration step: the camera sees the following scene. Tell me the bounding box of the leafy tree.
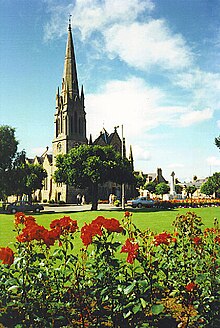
[54,144,134,210]
[155,182,170,198]
[0,126,18,199]
[6,150,26,198]
[15,163,47,201]
[215,136,220,150]
[175,184,183,195]
[201,172,220,197]
[145,181,157,194]
[200,180,215,196]
[185,185,197,198]
[0,125,18,170]
[134,173,145,189]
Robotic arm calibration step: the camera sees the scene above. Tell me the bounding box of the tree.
[134,173,145,189]
[215,136,220,150]
[155,182,170,198]
[54,144,134,210]
[144,181,157,194]
[19,163,47,200]
[175,184,183,195]
[201,172,220,197]
[6,150,26,198]
[0,126,18,199]
[185,185,197,198]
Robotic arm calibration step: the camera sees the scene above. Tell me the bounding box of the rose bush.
[0,211,219,327]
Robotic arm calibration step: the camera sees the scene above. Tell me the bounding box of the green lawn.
[0,207,219,249]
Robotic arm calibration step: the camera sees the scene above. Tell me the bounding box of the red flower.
[214,236,220,244]
[16,218,61,247]
[121,238,139,264]
[0,247,14,266]
[92,216,106,226]
[41,228,61,247]
[14,212,26,225]
[80,222,103,246]
[50,216,78,234]
[192,236,202,245]
[185,282,197,292]
[80,216,123,246]
[154,232,172,246]
[124,211,132,218]
[102,218,124,233]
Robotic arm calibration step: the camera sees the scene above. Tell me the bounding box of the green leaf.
[133,304,141,314]
[140,298,147,309]
[151,304,164,315]
[8,285,18,291]
[124,281,136,295]
[123,310,132,318]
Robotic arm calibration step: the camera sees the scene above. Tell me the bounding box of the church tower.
[52,21,87,158]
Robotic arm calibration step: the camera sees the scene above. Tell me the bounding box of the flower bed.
[154,198,220,209]
[0,211,219,327]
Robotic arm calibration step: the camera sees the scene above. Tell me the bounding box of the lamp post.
[121,125,125,210]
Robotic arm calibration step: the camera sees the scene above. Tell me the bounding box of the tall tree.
[54,145,134,210]
[155,182,170,198]
[185,185,197,198]
[17,163,47,201]
[145,181,157,194]
[134,173,145,189]
[201,172,220,197]
[0,126,18,199]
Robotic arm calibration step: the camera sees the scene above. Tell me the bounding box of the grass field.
[0,207,219,249]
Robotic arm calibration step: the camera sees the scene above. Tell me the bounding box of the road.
[42,203,125,213]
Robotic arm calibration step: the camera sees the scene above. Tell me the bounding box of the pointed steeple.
[81,85,84,99]
[129,145,134,171]
[62,20,79,99]
[89,134,93,145]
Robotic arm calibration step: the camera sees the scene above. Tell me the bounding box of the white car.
[127,197,155,208]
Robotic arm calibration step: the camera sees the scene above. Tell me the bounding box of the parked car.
[7,201,44,214]
[126,197,155,208]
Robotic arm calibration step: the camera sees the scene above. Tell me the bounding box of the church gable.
[108,131,121,153]
[93,128,122,153]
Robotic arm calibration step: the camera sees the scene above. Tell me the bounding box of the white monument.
[170,171,176,196]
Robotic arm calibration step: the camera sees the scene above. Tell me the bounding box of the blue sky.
[1,0,220,183]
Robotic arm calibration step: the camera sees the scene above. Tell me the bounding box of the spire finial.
[68,14,72,30]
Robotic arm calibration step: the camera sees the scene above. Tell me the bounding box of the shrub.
[0,211,219,327]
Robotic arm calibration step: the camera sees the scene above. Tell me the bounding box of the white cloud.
[206,156,220,166]
[104,20,193,71]
[173,69,220,111]
[44,0,154,40]
[132,144,151,161]
[86,77,184,142]
[167,163,184,169]
[87,77,162,140]
[217,120,220,128]
[178,108,213,127]
[44,0,192,72]
[86,77,212,144]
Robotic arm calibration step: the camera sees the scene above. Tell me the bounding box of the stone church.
[28,22,133,203]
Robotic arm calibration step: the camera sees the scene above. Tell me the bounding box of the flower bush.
[154,198,220,209]
[0,211,219,327]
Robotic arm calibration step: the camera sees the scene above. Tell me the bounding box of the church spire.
[62,18,79,99]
